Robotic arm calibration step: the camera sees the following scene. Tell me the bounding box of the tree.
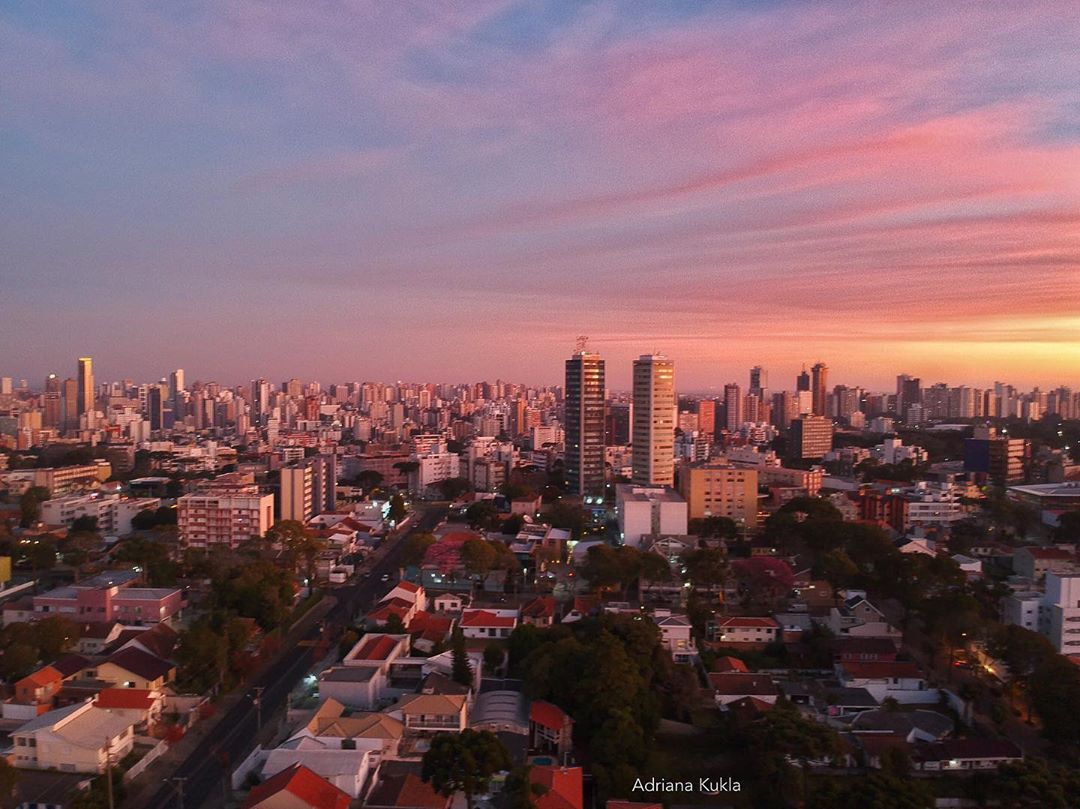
[19,486,50,527]
[355,469,385,491]
[501,514,525,536]
[483,642,504,672]
[0,642,38,680]
[465,501,499,532]
[267,520,325,585]
[503,766,548,809]
[681,547,729,591]
[24,537,57,574]
[1056,509,1080,544]
[34,616,78,660]
[688,515,739,540]
[388,493,407,523]
[461,539,498,579]
[176,621,228,692]
[70,515,99,533]
[115,536,178,586]
[580,545,640,596]
[546,499,588,538]
[0,759,19,806]
[988,625,1056,720]
[450,627,473,686]
[401,533,437,568]
[437,477,473,500]
[421,730,511,809]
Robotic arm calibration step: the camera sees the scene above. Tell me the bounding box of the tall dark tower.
[565,342,606,497]
[811,362,829,417]
[796,366,810,392]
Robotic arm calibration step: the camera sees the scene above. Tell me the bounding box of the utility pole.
[252,686,264,734]
[104,737,114,809]
[165,776,186,809]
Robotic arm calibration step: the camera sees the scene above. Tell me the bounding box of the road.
[138,505,447,809]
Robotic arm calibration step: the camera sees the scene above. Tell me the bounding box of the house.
[459,608,518,639]
[2,597,35,626]
[912,739,1023,772]
[74,621,125,655]
[529,700,573,758]
[243,762,351,809]
[96,647,175,690]
[560,596,600,624]
[383,581,428,612]
[432,593,468,613]
[261,748,372,799]
[727,696,775,726]
[388,693,468,733]
[12,666,63,715]
[94,688,164,729]
[825,594,900,639]
[711,616,780,645]
[653,611,697,663]
[285,698,404,763]
[112,622,180,660]
[521,596,557,628]
[12,700,135,773]
[406,612,455,655]
[712,656,749,674]
[531,765,584,809]
[837,661,932,704]
[832,637,899,664]
[1013,546,1076,581]
[708,673,780,707]
[368,598,421,629]
[319,634,411,710]
[364,761,450,809]
[952,554,984,580]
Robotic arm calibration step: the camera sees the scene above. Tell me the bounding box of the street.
[134,504,447,809]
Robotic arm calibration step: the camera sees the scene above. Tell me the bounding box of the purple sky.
[2,2,1079,390]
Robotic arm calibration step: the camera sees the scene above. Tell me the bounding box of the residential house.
[912,739,1023,772]
[837,660,933,704]
[709,673,780,707]
[11,700,135,773]
[521,596,557,628]
[530,700,573,758]
[319,634,411,710]
[364,761,450,809]
[561,596,600,624]
[711,616,780,645]
[387,694,468,734]
[531,765,584,809]
[11,666,63,716]
[825,594,900,639]
[95,647,175,690]
[93,688,164,730]
[832,637,899,664]
[243,762,351,809]
[74,622,124,656]
[652,611,697,664]
[261,748,372,799]
[459,609,518,639]
[432,593,468,613]
[1013,547,1076,581]
[471,690,529,736]
[285,698,403,764]
[406,612,455,655]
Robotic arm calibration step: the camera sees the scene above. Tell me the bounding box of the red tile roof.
[717,616,779,629]
[244,763,351,809]
[532,767,584,809]
[530,700,572,731]
[395,581,422,593]
[708,673,778,696]
[522,597,556,619]
[712,656,749,673]
[353,635,400,661]
[459,609,517,628]
[95,688,157,711]
[19,666,62,689]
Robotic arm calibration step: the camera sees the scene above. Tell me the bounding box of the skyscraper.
[565,350,606,497]
[43,374,61,429]
[724,383,743,431]
[170,369,185,417]
[62,377,78,432]
[796,367,810,392]
[632,354,675,487]
[749,366,768,395]
[77,357,94,421]
[148,384,166,431]
[811,362,828,416]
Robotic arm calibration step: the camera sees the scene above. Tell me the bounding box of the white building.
[1003,591,1042,632]
[616,484,688,549]
[1041,573,1080,654]
[12,701,135,773]
[40,493,161,535]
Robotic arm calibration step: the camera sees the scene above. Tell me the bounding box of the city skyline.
[3,3,1079,387]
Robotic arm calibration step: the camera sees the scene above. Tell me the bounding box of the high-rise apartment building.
[796,367,810,392]
[679,463,759,528]
[723,383,743,431]
[789,415,833,459]
[632,354,675,487]
[811,362,828,416]
[565,351,606,497]
[77,357,94,422]
[281,463,315,522]
[177,473,275,549]
[170,369,185,417]
[696,399,716,439]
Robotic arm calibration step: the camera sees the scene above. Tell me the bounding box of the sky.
[2,1,1079,392]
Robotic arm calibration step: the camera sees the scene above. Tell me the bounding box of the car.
[381,573,391,582]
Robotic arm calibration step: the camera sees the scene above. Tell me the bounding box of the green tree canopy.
[421,730,511,809]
